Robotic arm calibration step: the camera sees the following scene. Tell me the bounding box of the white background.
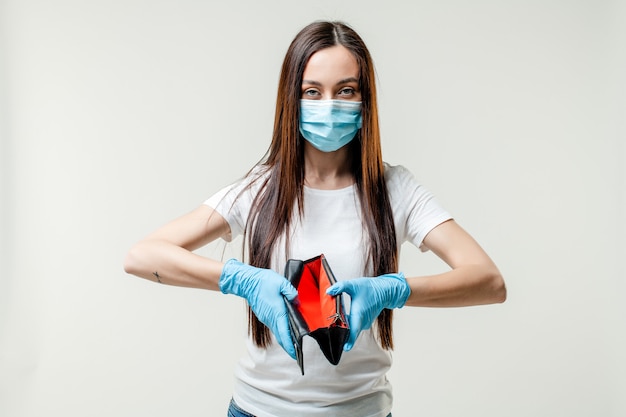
[1,1,624,416]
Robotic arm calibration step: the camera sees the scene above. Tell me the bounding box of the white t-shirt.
[205,163,452,417]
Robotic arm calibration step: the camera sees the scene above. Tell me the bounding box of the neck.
[303,142,354,190]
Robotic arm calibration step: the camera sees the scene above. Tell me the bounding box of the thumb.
[279,280,298,301]
[326,280,353,296]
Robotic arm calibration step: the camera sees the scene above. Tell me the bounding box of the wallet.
[283,254,349,375]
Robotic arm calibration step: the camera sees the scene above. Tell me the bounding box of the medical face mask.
[299,99,363,152]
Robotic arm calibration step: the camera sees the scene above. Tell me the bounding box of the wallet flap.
[309,326,350,365]
[284,259,308,374]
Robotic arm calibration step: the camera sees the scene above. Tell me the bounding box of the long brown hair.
[244,21,398,349]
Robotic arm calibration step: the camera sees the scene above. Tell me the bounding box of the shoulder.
[383,162,440,208]
[224,164,272,194]
[383,162,420,190]
[205,164,271,207]
[238,163,271,186]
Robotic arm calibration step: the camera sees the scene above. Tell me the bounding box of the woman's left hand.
[327,273,411,351]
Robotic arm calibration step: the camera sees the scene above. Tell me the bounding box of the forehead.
[302,45,359,81]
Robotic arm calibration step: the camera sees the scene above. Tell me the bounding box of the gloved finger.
[344,328,360,351]
[279,280,298,301]
[274,316,296,360]
[345,310,364,351]
[326,280,355,297]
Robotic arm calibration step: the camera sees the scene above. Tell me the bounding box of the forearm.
[123,239,224,291]
[405,264,506,307]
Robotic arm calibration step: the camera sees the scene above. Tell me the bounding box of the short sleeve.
[386,164,453,252]
[203,183,243,241]
[203,168,266,241]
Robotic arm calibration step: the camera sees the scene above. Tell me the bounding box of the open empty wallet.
[283,254,349,375]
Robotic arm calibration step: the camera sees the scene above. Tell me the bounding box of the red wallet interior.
[295,257,340,331]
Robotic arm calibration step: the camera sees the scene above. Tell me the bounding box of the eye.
[338,87,356,97]
[302,89,321,98]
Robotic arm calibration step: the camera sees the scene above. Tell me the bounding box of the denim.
[227,398,392,417]
[227,399,255,417]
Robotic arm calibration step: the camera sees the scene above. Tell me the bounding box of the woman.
[124,20,506,417]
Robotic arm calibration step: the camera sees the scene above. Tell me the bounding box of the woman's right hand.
[219,259,298,359]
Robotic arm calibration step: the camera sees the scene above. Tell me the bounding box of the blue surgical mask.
[299,99,363,152]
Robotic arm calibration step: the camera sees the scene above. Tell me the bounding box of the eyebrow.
[302,77,359,86]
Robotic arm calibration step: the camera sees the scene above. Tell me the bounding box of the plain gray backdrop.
[1,0,624,416]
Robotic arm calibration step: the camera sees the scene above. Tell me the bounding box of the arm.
[405,219,506,307]
[327,219,505,350]
[123,204,299,358]
[123,205,230,290]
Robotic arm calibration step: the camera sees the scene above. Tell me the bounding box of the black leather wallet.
[283,254,349,375]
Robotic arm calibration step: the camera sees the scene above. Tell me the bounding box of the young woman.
[124,20,506,417]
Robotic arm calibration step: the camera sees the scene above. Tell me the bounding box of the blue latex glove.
[219,259,299,359]
[326,273,411,351]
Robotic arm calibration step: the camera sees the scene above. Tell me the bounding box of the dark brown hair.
[244,21,398,349]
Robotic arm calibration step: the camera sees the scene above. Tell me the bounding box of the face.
[301,45,361,102]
